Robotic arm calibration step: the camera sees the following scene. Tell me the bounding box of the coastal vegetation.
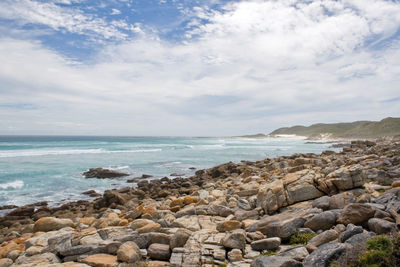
[270,117,400,139]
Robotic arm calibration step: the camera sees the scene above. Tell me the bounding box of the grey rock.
[238,199,252,210]
[304,242,347,267]
[304,211,337,231]
[368,218,397,234]
[250,215,306,240]
[339,224,363,242]
[251,256,302,267]
[222,229,246,250]
[170,229,191,249]
[337,203,375,225]
[207,204,233,217]
[250,237,281,251]
[15,252,61,265]
[235,209,259,221]
[278,245,309,261]
[312,196,330,210]
[345,232,375,246]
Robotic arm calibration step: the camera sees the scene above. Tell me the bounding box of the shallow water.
[0,136,339,207]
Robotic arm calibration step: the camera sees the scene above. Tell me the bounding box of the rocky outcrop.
[83,168,129,179]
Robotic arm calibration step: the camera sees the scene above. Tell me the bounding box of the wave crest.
[0,180,24,189]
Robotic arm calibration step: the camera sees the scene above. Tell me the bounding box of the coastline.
[0,138,399,266]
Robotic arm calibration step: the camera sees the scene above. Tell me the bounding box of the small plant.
[219,263,227,267]
[289,230,316,245]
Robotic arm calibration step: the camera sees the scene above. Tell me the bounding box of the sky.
[0,0,399,136]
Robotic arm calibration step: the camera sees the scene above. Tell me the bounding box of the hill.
[269,117,400,139]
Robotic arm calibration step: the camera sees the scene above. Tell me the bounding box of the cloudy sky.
[0,0,399,136]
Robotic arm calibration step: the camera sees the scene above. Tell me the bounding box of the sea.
[0,136,340,208]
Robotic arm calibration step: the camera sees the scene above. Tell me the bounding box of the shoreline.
[0,138,399,266]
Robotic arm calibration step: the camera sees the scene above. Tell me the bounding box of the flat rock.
[216,220,242,232]
[81,254,118,267]
[83,168,129,179]
[15,252,61,265]
[250,237,281,251]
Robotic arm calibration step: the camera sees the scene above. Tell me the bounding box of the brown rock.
[117,241,141,263]
[81,254,118,267]
[216,220,242,232]
[137,222,161,233]
[392,181,400,188]
[148,243,171,261]
[337,203,376,225]
[33,217,74,232]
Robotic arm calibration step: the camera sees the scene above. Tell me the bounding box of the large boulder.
[170,229,191,249]
[321,165,363,193]
[307,229,339,248]
[251,256,302,267]
[33,217,74,232]
[337,203,375,225]
[83,168,129,178]
[284,170,325,205]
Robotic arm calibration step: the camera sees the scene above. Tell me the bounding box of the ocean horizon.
[0,135,339,208]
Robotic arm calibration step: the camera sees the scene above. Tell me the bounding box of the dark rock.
[147,243,171,261]
[304,242,348,267]
[312,196,330,210]
[345,232,375,246]
[83,168,129,179]
[251,256,302,267]
[6,205,34,217]
[250,237,281,251]
[339,224,363,242]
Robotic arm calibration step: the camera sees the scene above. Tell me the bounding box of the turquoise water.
[0,136,338,207]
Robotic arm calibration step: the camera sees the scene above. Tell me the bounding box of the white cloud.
[0,0,136,40]
[0,0,399,135]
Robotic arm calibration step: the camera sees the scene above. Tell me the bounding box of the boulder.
[81,254,118,267]
[117,241,141,263]
[328,192,356,210]
[303,242,347,267]
[250,237,281,251]
[251,256,302,267]
[222,229,246,250]
[304,211,337,231]
[207,204,233,217]
[344,232,376,246]
[148,243,171,261]
[33,217,74,232]
[337,203,375,225]
[83,168,129,178]
[0,258,12,267]
[368,218,397,234]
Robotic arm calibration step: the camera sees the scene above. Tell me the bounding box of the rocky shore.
[0,139,399,266]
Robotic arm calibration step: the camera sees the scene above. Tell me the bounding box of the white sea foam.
[0,180,24,189]
[0,148,162,158]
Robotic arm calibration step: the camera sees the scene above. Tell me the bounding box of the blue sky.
[0,0,399,136]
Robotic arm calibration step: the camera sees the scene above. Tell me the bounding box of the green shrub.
[289,230,316,245]
[351,235,400,267]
